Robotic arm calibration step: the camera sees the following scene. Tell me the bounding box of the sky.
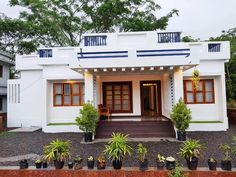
[0,0,236,40]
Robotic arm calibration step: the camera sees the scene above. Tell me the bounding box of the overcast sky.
[0,0,236,40]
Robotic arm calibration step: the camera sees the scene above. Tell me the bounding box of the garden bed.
[0,167,236,177]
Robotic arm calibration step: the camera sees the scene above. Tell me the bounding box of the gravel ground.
[1,124,236,168]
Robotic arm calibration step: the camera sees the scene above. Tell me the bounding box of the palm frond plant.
[168,163,187,177]
[104,132,132,169]
[43,139,71,169]
[136,143,148,171]
[219,143,231,171]
[178,139,203,170]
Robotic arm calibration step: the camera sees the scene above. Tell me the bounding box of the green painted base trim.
[47,123,77,126]
[190,121,223,123]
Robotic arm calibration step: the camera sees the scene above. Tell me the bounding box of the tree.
[182,36,200,42]
[209,28,236,100]
[1,0,178,55]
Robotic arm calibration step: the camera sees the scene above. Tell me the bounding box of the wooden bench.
[98,104,111,120]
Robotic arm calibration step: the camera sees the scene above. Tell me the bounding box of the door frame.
[140,80,162,117]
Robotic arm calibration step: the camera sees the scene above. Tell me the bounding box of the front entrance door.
[140,81,162,117]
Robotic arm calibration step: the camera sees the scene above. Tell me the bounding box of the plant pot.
[156,161,165,170]
[68,162,73,169]
[35,162,42,169]
[186,157,198,170]
[54,160,64,169]
[208,160,217,171]
[221,160,231,171]
[74,162,83,170]
[84,132,93,142]
[177,131,186,141]
[19,160,28,169]
[112,159,122,169]
[97,160,106,170]
[166,160,175,170]
[87,160,95,169]
[139,159,148,171]
[42,162,48,168]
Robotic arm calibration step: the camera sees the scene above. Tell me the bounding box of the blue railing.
[208,43,221,52]
[38,49,52,58]
[158,32,181,43]
[84,35,107,46]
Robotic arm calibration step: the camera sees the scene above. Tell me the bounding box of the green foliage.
[104,132,133,161]
[75,103,99,133]
[178,139,203,161]
[168,164,187,177]
[156,153,165,162]
[136,143,148,162]
[0,132,15,138]
[170,98,192,133]
[43,139,71,162]
[227,99,236,108]
[219,143,231,161]
[182,36,200,42]
[74,155,83,163]
[209,28,236,100]
[87,156,94,161]
[0,0,178,55]
[231,136,236,156]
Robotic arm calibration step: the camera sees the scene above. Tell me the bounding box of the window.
[183,79,215,104]
[39,49,53,58]
[0,65,2,77]
[103,82,132,113]
[53,83,84,106]
[208,43,221,52]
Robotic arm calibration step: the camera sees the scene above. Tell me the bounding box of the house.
[7,31,230,133]
[0,51,14,121]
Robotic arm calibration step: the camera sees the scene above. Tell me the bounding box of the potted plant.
[156,153,165,169]
[219,143,231,171]
[43,139,71,169]
[178,139,203,170]
[97,153,106,169]
[166,156,176,170]
[191,69,200,89]
[87,156,95,169]
[68,161,73,169]
[170,98,192,141]
[19,159,28,169]
[35,159,42,169]
[137,143,148,171]
[74,155,83,170]
[75,103,99,142]
[208,157,217,171]
[104,133,133,169]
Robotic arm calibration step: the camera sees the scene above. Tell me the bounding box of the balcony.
[84,35,107,46]
[157,32,181,43]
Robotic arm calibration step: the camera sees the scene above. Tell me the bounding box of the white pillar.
[84,71,94,104]
[220,74,229,129]
[173,69,183,104]
[42,79,48,131]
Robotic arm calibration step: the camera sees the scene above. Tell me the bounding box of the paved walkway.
[0,153,41,163]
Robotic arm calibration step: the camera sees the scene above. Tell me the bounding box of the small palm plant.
[104,132,132,169]
[43,139,71,169]
[220,143,232,171]
[178,139,203,170]
[137,143,148,171]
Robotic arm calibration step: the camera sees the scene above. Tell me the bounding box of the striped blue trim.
[78,55,128,59]
[137,53,190,57]
[137,49,190,53]
[77,50,128,59]
[78,51,128,55]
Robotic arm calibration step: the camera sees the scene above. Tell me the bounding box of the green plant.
[74,155,83,162]
[35,159,42,163]
[208,157,217,162]
[191,69,200,89]
[178,139,203,161]
[75,102,99,133]
[43,139,71,162]
[87,156,94,161]
[232,136,236,155]
[219,143,231,161]
[157,153,165,162]
[137,143,148,162]
[168,164,187,177]
[170,98,192,133]
[104,132,132,161]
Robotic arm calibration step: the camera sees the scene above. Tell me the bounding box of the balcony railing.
[208,43,221,52]
[84,35,107,46]
[158,32,181,43]
[38,49,52,58]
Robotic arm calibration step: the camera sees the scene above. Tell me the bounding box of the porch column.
[173,69,184,104]
[84,71,95,104]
